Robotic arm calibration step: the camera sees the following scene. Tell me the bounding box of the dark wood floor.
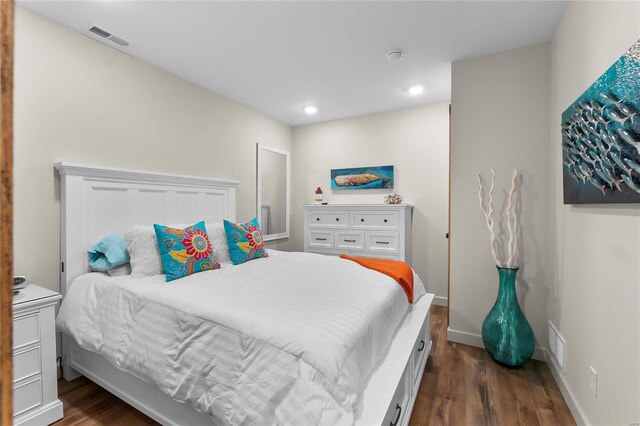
[53,377,156,426]
[408,306,575,426]
[53,306,575,426]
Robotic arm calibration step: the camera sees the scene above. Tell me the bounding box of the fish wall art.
[330,165,394,190]
[562,39,640,204]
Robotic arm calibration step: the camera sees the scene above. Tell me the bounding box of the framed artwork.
[330,165,394,190]
[562,39,640,204]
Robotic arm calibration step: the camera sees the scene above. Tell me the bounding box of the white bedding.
[56,250,426,425]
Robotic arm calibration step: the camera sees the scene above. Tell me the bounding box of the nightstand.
[13,284,63,425]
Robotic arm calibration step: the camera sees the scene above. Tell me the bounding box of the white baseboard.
[433,296,448,306]
[544,349,590,426]
[446,327,545,361]
[446,327,482,346]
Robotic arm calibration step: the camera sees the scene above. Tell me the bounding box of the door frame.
[447,104,451,324]
[0,0,14,422]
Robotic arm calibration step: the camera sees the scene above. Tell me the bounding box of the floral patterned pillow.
[223,218,269,265]
[153,221,221,282]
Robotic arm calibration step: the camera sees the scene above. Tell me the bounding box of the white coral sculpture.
[477,168,520,268]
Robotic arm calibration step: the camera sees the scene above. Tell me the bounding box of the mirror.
[257,144,290,241]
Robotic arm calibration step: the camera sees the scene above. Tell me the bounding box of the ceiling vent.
[88,24,129,48]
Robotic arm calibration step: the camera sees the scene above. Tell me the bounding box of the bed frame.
[55,162,433,426]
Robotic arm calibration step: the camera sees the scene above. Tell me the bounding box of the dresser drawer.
[335,231,364,251]
[308,250,339,257]
[308,230,334,249]
[309,211,349,228]
[382,364,410,426]
[411,321,429,390]
[365,231,399,254]
[14,377,43,417]
[13,314,39,350]
[351,252,400,261]
[352,210,399,230]
[13,346,41,383]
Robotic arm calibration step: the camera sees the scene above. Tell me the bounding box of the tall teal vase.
[481,266,535,368]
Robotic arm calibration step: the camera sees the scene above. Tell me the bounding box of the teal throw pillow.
[153,221,220,282]
[223,218,268,265]
[88,233,130,271]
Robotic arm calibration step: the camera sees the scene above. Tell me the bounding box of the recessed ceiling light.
[408,85,424,95]
[387,49,404,62]
[304,105,318,114]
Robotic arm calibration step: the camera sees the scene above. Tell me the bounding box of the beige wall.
[549,2,640,424]
[14,8,293,292]
[449,43,551,354]
[291,104,450,304]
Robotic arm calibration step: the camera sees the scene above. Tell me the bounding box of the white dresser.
[13,285,63,426]
[302,204,413,265]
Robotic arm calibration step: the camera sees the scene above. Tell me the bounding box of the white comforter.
[56,251,426,425]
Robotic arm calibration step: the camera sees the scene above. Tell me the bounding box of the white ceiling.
[19,1,566,126]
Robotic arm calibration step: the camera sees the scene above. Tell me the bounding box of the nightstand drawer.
[13,346,41,383]
[13,314,39,350]
[14,377,43,417]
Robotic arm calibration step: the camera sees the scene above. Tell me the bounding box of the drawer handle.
[316,238,327,241]
[360,218,365,222]
[344,239,356,243]
[384,219,388,223]
[336,218,340,221]
[390,403,402,426]
[316,218,320,221]
[418,340,425,352]
[376,241,390,245]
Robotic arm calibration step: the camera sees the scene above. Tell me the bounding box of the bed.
[54,162,434,426]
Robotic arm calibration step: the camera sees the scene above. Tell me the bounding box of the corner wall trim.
[433,296,448,306]
[544,349,590,426]
[446,327,545,361]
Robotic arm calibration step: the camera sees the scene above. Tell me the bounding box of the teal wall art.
[562,39,640,204]
[330,165,394,190]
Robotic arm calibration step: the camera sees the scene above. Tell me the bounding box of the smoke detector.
[387,49,404,62]
[88,24,130,47]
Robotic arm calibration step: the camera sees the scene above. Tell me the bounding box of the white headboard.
[54,162,239,296]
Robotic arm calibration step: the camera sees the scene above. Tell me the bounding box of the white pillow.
[206,223,231,264]
[170,222,231,264]
[125,225,163,278]
[125,222,232,279]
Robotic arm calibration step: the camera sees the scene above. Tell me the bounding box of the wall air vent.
[107,35,129,47]
[89,25,111,38]
[88,24,129,48]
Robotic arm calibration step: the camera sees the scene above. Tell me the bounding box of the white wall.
[548,2,640,424]
[291,104,450,304]
[449,43,551,355]
[14,8,293,292]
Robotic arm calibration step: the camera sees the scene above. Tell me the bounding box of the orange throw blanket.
[340,254,414,303]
